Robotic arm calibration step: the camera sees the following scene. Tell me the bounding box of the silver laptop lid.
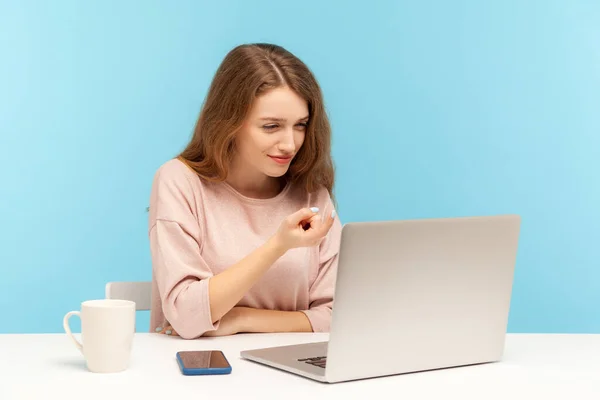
[325,215,521,383]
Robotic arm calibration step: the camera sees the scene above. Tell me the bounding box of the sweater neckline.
[220,180,292,205]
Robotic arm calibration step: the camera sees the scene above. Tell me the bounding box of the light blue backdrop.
[1,1,598,334]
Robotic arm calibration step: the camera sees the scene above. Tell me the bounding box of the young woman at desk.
[148,43,342,339]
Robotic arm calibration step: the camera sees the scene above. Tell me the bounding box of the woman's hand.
[273,206,336,251]
[155,324,180,337]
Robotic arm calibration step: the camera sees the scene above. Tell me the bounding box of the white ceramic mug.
[63,299,136,373]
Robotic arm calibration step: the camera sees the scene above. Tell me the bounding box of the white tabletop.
[1,332,599,399]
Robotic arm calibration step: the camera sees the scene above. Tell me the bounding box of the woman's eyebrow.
[259,115,309,122]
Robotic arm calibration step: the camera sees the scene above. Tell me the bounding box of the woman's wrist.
[266,235,289,258]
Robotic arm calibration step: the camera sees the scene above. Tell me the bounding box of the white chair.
[105,281,152,311]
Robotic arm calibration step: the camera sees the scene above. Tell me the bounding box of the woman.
[148,43,341,339]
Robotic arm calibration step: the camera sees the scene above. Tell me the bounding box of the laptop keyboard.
[298,356,327,368]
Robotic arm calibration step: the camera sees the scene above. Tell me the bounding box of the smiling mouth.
[268,155,293,165]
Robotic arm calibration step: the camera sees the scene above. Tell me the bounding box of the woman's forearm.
[236,307,314,333]
[208,236,288,323]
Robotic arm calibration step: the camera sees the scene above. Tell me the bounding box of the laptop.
[240,215,521,383]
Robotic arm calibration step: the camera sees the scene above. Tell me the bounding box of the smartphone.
[176,350,232,375]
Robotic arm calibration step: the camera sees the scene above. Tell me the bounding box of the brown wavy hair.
[178,43,335,198]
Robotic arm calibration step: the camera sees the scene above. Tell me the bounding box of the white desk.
[1,333,599,399]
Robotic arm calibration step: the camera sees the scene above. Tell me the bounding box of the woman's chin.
[262,164,291,178]
[264,169,289,178]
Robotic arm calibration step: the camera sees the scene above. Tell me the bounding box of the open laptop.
[240,215,521,383]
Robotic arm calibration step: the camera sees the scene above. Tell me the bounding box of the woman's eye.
[263,122,306,131]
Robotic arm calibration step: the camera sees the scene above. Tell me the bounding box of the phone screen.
[177,350,230,369]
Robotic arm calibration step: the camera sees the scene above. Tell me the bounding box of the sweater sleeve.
[300,210,343,333]
[148,160,219,339]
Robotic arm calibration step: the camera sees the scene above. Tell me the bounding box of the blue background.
[1,0,599,334]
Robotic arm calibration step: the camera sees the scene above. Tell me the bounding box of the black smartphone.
[175,350,232,375]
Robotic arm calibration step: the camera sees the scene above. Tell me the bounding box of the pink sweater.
[148,159,342,339]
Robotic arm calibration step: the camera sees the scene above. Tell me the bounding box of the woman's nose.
[278,131,296,152]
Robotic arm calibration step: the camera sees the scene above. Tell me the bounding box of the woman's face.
[235,86,309,178]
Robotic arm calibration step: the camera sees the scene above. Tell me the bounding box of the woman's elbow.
[164,314,206,340]
[161,300,213,339]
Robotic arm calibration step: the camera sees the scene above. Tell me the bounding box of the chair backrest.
[105,281,152,311]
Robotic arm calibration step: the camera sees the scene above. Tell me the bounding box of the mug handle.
[63,311,83,353]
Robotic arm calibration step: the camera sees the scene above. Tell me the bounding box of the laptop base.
[241,341,329,382]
